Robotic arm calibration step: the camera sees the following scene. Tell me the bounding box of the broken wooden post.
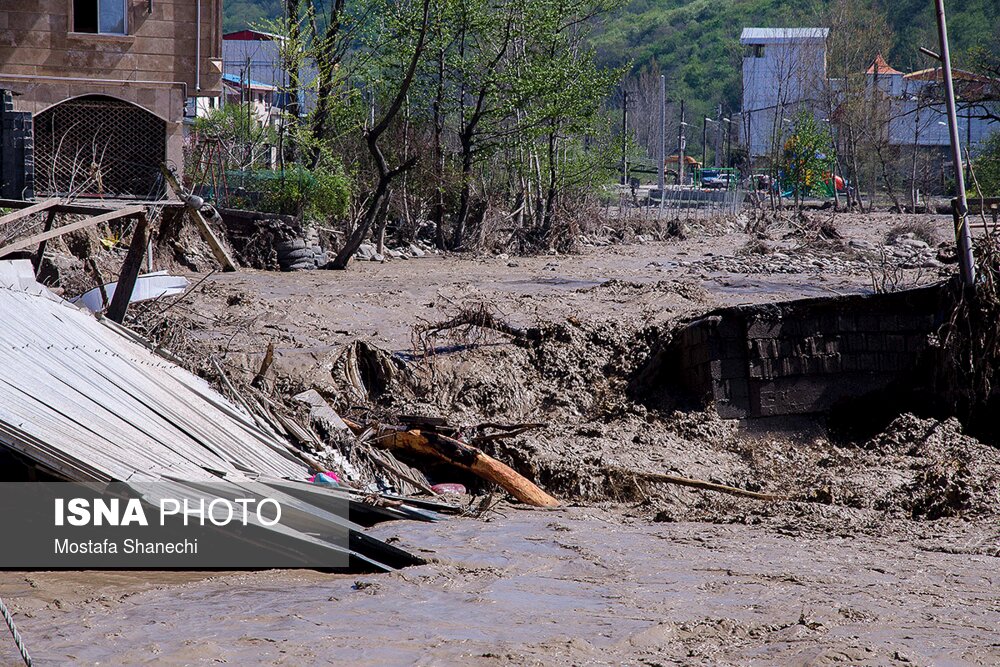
[343,417,559,507]
[31,209,57,275]
[106,212,151,323]
[159,164,237,272]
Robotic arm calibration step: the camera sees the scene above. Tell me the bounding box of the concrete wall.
[671,284,949,419]
[741,31,828,158]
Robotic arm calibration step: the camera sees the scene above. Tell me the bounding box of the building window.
[745,44,765,58]
[74,0,128,35]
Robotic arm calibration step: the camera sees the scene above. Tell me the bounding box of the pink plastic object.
[431,483,467,495]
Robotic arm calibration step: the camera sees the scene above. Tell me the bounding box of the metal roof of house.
[867,54,903,76]
[222,73,278,91]
[223,29,286,41]
[0,260,428,570]
[740,28,829,44]
[0,271,306,483]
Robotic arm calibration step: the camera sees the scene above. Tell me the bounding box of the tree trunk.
[308,0,346,167]
[432,44,447,250]
[328,0,431,269]
[451,146,474,248]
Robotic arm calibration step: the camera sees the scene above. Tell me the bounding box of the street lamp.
[722,117,735,169]
[678,120,689,185]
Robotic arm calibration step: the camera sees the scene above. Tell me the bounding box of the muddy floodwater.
[2,507,998,665]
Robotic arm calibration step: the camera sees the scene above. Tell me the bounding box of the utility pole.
[715,103,723,167]
[934,0,976,284]
[724,117,733,170]
[658,76,665,193]
[677,99,686,186]
[621,90,629,186]
[701,116,708,179]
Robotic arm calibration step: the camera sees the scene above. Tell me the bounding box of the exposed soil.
[2,211,999,666]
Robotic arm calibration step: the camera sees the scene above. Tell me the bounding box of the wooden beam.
[0,206,145,258]
[106,213,151,323]
[0,198,116,216]
[158,165,238,272]
[0,198,60,227]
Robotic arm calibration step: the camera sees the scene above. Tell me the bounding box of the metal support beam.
[934,0,976,285]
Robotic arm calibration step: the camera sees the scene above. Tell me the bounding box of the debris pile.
[0,259,442,571]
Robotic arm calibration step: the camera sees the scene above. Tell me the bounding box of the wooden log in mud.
[622,467,786,502]
[343,417,559,508]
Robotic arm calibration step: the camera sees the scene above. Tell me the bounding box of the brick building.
[0,1,223,198]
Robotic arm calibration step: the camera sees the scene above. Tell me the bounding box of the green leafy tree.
[782,109,832,207]
[192,104,277,171]
[973,131,1000,197]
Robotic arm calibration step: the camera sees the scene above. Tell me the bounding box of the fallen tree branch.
[470,424,546,446]
[343,417,559,508]
[474,422,547,432]
[417,304,529,339]
[619,467,786,502]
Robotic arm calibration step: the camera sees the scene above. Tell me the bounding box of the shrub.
[973,131,1000,197]
[259,163,350,221]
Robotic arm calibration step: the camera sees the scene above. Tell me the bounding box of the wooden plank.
[106,212,151,323]
[0,205,145,258]
[0,198,116,216]
[159,165,238,272]
[0,198,59,226]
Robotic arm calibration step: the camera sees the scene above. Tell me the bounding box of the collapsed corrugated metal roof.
[0,260,427,571]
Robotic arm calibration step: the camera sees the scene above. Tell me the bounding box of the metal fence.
[34,96,166,199]
[646,186,746,220]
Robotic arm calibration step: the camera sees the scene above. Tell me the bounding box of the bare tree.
[329,0,432,269]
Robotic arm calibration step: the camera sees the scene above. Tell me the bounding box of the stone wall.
[672,283,950,419]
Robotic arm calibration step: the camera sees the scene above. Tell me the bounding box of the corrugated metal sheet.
[0,260,425,570]
[0,260,305,482]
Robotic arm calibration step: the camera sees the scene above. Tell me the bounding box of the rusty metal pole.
[935,0,976,285]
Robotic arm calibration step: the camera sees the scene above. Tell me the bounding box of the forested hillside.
[218,0,998,208]
[225,0,998,106]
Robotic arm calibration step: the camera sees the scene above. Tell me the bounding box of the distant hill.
[223,1,999,149]
[224,1,283,34]
[591,0,997,116]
